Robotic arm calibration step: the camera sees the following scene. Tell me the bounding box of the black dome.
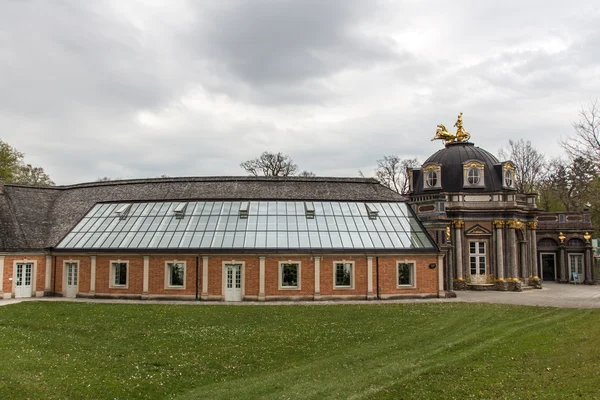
[414,142,505,193]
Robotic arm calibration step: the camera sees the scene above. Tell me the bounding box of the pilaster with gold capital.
[493,220,505,229]
[452,220,464,229]
[506,219,523,229]
[527,221,537,230]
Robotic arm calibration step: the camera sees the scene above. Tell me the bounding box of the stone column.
[201,256,209,300]
[585,233,593,284]
[45,255,52,294]
[314,256,321,300]
[258,256,266,301]
[142,256,150,298]
[493,221,505,281]
[558,236,567,282]
[519,241,528,280]
[506,219,520,281]
[90,256,96,295]
[527,222,538,278]
[367,256,374,299]
[454,220,464,282]
[437,254,444,295]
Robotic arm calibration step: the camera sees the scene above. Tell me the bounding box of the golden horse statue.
[431,113,471,143]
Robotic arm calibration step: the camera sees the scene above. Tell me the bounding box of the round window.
[467,168,481,185]
[426,170,438,187]
[504,170,513,187]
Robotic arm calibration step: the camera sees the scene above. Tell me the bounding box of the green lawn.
[1,302,599,399]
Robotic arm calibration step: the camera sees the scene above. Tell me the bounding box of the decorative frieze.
[452,220,464,228]
[506,219,523,229]
[527,221,537,230]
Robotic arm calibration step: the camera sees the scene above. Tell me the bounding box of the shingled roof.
[0,176,404,251]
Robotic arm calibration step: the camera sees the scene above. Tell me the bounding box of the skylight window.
[365,203,379,220]
[115,204,132,220]
[173,203,187,219]
[239,202,249,219]
[304,202,315,219]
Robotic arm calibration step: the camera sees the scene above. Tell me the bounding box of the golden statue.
[431,112,471,143]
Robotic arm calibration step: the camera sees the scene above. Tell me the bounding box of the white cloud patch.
[1,0,600,184]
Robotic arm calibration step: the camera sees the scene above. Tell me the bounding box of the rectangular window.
[334,262,353,288]
[279,262,300,289]
[111,262,128,287]
[397,262,415,286]
[167,262,185,287]
[469,241,486,276]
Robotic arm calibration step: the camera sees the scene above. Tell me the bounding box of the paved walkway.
[1,282,599,308]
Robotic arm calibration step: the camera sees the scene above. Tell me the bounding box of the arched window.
[504,169,513,187]
[567,238,585,247]
[538,238,558,247]
[426,170,438,187]
[467,168,481,185]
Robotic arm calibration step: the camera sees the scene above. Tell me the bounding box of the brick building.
[0,177,444,301]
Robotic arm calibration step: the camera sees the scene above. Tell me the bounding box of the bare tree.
[374,156,419,195]
[240,151,299,176]
[298,170,316,177]
[560,99,600,167]
[15,164,54,186]
[497,139,545,193]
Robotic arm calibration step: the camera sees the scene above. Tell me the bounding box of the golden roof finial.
[431,112,471,144]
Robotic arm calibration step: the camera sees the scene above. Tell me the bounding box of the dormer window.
[467,168,481,185]
[463,161,485,188]
[422,163,442,190]
[502,162,516,190]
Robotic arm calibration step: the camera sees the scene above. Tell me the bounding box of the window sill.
[109,285,129,289]
[334,286,355,290]
[165,286,186,290]
[278,286,301,290]
[397,285,417,289]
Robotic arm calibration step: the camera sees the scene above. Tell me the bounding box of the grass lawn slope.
[1,302,599,399]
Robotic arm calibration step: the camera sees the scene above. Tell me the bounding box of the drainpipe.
[195,256,199,301]
[376,256,380,300]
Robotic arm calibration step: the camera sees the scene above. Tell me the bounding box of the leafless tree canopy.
[374,155,419,195]
[560,99,600,166]
[240,151,300,177]
[497,139,545,193]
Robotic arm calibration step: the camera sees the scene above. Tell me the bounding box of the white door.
[224,264,242,301]
[569,254,584,283]
[15,263,33,298]
[66,262,78,298]
[469,241,487,284]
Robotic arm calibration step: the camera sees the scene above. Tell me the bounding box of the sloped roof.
[0,176,404,251]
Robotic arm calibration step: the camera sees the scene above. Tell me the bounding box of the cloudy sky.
[2,0,599,185]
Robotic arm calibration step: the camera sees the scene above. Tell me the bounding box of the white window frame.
[164,261,186,290]
[568,254,584,283]
[63,259,80,295]
[468,241,487,276]
[396,260,416,288]
[13,259,37,296]
[221,260,246,299]
[463,161,485,188]
[110,260,129,288]
[333,261,355,289]
[278,261,301,290]
[422,164,442,190]
[502,163,516,189]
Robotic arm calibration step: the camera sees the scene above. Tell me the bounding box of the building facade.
[408,114,595,290]
[0,177,444,301]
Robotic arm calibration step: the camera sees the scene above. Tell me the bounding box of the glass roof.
[56,201,436,251]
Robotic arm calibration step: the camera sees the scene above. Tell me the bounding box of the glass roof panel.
[56,200,436,251]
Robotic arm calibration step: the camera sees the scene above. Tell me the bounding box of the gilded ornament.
[584,232,592,242]
[452,220,464,228]
[493,220,505,228]
[506,219,523,229]
[431,112,471,144]
[527,221,537,230]
[558,232,566,243]
[504,162,516,172]
[445,226,451,242]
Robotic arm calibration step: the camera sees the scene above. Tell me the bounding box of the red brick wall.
[377,255,439,295]
[264,256,315,296]
[95,256,144,295]
[319,256,368,296]
[148,256,198,296]
[2,255,47,295]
